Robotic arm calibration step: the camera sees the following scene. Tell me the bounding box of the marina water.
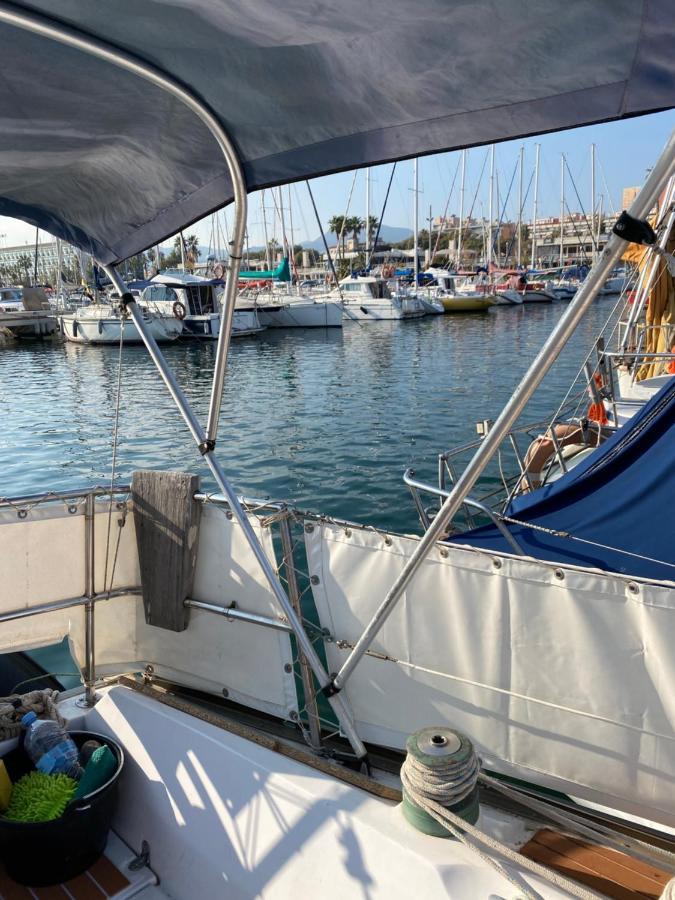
[1,299,618,534]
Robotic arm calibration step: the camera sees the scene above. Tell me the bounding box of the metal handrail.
[403,469,524,555]
[602,350,675,360]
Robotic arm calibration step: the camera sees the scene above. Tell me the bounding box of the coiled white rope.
[0,689,64,739]
[401,741,479,808]
[401,750,604,900]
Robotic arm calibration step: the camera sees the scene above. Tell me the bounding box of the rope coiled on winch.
[401,735,604,900]
[0,689,64,740]
[401,738,479,808]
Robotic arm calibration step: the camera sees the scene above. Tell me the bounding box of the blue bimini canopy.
[0,1,672,265]
[449,378,675,583]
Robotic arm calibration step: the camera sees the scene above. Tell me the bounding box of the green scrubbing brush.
[3,771,77,823]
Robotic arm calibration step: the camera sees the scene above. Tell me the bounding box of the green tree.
[327,216,347,258]
[346,216,364,246]
[16,253,32,284]
[267,237,280,262]
[365,215,379,247]
[183,234,200,269]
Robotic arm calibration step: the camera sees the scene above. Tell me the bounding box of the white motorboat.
[145,273,265,338]
[333,275,427,320]
[60,302,183,344]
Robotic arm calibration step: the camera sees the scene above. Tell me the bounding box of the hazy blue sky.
[1,109,673,253]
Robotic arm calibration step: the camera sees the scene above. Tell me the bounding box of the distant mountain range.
[298,224,413,251]
[191,224,413,259]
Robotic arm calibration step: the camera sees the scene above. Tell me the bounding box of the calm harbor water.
[0,299,618,534]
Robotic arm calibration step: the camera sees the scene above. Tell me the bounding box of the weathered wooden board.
[131,470,201,631]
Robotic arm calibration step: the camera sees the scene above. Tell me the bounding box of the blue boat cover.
[449,378,675,583]
[0,1,672,264]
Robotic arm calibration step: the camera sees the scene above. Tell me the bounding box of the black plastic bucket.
[0,730,124,886]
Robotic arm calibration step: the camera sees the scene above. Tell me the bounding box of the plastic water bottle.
[21,712,83,780]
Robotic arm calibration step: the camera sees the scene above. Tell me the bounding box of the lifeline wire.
[102,310,125,596]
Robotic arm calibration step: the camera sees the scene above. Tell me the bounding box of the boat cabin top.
[144,276,217,316]
[339,276,392,299]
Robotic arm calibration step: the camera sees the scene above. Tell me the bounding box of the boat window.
[185,285,214,315]
[373,281,391,299]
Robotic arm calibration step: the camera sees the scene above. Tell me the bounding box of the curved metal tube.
[0,5,365,759]
[403,469,524,555]
[0,1,246,442]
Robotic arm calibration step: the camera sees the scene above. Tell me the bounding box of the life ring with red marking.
[172,300,187,320]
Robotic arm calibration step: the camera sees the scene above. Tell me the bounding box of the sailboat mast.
[287,184,297,293]
[590,142,596,262]
[487,145,494,270]
[559,153,565,269]
[56,237,63,303]
[261,190,271,270]
[33,226,39,284]
[458,149,466,269]
[179,231,186,270]
[277,186,288,258]
[517,145,524,267]
[413,158,419,287]
[365,167,370,262]
[428,205,432,267]
[531,142,540,269]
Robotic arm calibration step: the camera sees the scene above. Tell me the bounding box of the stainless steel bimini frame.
[330,131,675,695]
[0,4,366,761]
[2,3,674,751]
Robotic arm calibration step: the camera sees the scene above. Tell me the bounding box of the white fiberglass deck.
[55,685,564,900]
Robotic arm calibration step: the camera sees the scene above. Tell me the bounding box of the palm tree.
[347,216,364,248]
[327,215,346,259]
[366,215,379,244]
[184,234,199,269]
[267,237,280,264]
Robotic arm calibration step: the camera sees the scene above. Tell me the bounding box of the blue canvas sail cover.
[0,1,672,264]
[449,377,675,583]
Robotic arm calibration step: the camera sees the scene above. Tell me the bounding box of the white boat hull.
[60,313,182,344]
[493,291,523,305]
[342,297,426,320]
[181,309,266,338]
[256,299,343,328]
[520,289,555,303]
